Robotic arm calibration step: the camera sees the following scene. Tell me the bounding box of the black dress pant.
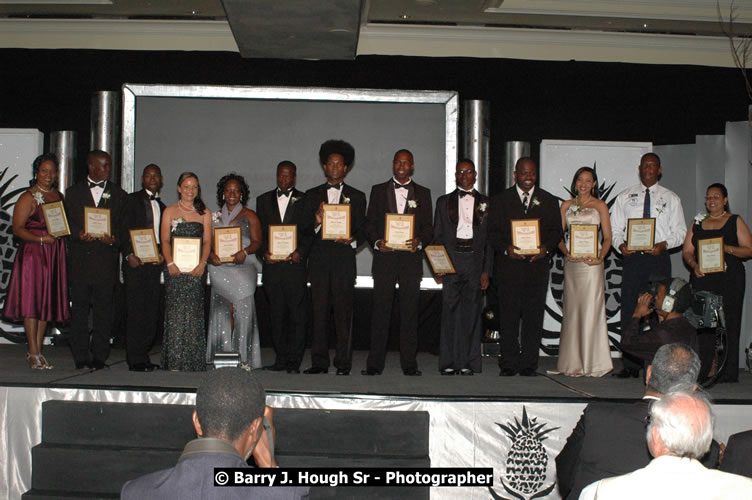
[263,262,308,370]
[70,281,114,364]
[123,263,163,367]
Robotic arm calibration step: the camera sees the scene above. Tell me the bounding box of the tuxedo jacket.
[305,183,367,273]
[65,179,127,285]
[720,430,752,478]
[433,189,492,276]
[488,185,562,276]
[121,189,166,258]
[366,179,433,273]
[256,188,313,261]
[556,399,720,500]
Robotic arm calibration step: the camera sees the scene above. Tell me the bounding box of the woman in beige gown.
[556,167,613,376]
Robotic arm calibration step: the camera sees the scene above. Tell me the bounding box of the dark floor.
[2,343,751,402]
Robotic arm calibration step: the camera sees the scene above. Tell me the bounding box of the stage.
[2,344,751,499]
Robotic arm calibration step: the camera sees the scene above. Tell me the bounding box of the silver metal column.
[504,141,531,188]
[461,100,490,195]
[50,131,77,194]
[90,90,122,185]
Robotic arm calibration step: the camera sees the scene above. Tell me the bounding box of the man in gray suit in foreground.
[121,368,309,500]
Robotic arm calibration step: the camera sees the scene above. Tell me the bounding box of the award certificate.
[269,224,296,260]
[84,207,111,237]
[569,224,599,258]
[173,236,201,272]
[511,219,540,255]
[321,204,351,240]
[41,201,70,237]
[698,237,724,274]
[384,213,415,251]
[425,245,455,274]
[214,226,242,263]
[626,218,655,251]
[129,228,159,263]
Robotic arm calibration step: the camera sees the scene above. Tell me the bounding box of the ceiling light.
[400,14,410,20]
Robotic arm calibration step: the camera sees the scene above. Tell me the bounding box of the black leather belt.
[456,238,473,252]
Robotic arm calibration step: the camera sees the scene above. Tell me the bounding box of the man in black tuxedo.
[363,149,433,376]
[433,159,492,375]
[488,156,562,376]
[256,161,312,374]
[65,150,127,370]
[121,164,165,372]
[556,343,720,500]
[303,140,366,376]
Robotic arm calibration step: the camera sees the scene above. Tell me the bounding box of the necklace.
[178,200,196,212]
[709,211,727,219]
[35,184,51,193]
[576,195,592,206]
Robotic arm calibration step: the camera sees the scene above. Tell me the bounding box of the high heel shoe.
[27,353,45,370]
[38,354,53,370]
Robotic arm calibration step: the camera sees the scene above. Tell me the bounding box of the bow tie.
[89,181,105,189]
[149,194,160,201]
[327,183,342,191]
[393,181,409,190]
[459,190,473,198]
[277,189,292,198]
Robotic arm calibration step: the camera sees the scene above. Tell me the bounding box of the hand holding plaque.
[173,236,201,273]
[42,201,70,237]
[626,218,656,251]
[697,237,724,274]
[425,245,455,275]
[384,213,415,251]
[511,219,541,255]
[129,229,160,263]
[321,204,351,240]
[84,207,111,238]
[269,225,297,260]
[569,224,598,258]
[214,226,242,263]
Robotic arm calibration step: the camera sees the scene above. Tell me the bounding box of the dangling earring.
[222,194,225,200]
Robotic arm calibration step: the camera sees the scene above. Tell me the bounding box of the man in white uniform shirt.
[611,153,686,378]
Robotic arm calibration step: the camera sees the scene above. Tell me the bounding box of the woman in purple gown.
[3,154,70,369]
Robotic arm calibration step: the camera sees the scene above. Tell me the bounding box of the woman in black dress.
[682,183,752,382]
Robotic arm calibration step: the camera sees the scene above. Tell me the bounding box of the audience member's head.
[646,391,714,460]
[193,368,266,456]
[646,343,700,395]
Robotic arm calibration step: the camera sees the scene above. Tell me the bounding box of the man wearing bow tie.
[362,149,433,376]
[65,150,127,370]
[256,161,313,374]
[433,159,492,375]
[488,157,562,376]
[303,140,366,376]
[121,164,165,372]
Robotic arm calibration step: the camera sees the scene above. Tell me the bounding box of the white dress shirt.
[456,189,474,239]
[145,189,161,244]
[277,188,292,221]
[515,185,535,208]
[611,182,686,251]
[393,177,412,214]
[88,177,106,206]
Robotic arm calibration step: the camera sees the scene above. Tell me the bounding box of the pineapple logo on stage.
[489,406,559,500]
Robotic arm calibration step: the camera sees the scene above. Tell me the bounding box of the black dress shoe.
[129,362,155,372]
[336,369,350,376]
[613,368,639,379]
[460,368,474,376]
[91,360,109,371]
[519,368,537,377]
[146,362,161,370]
[75,361,91,370]
[303,366,328,374]
[286,367,300,374]
[403,368,422,376]
[264,364,286,372]
[360,368,382,376]
[441,368,457,376]
[500,368,517,376]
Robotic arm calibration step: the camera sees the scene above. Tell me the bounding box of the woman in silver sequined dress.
[207,174,263,369]
[160,172,212,371]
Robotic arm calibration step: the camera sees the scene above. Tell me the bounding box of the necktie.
[643,188,651,218]
[459,190,473,198]
[327,184,342,191]
[277,189,291,198]
[149,194,159,201]
[89,181,105,189]
[522,193,529,213]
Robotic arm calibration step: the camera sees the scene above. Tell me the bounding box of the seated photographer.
[621,278,698,363]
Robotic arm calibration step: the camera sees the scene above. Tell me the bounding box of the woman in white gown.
[556,166,613,376]
[207,174,263,370]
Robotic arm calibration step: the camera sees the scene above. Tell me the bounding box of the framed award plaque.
[511,219,540,255]
[626,218,655,251]
[569,224,598,258]
[321,204,351,240]
[129,228,160,263]
[41,201,71,237]
[384,213,415,250]
[425,245,455,274]
[84,206,111,237]
[697,237,724,274]
[172,236,201,272]
[214,226,242,263]
[269,224,297,260]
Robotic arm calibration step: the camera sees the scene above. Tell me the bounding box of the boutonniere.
[694,212,709,225]
[101,192,111,200]
[530,196,541,207]
[171,217,186,233]
[478,202,487,212]
[407,199,418,209]
[32,191,45,205]
[211,211,221,224]
[655,198,667,215]
[342,196,351,204]
[290,196,301,205]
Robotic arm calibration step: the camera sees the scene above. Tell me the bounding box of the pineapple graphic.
[489,406,559,500]
[0,166,29,342]
[543,162,622,355]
